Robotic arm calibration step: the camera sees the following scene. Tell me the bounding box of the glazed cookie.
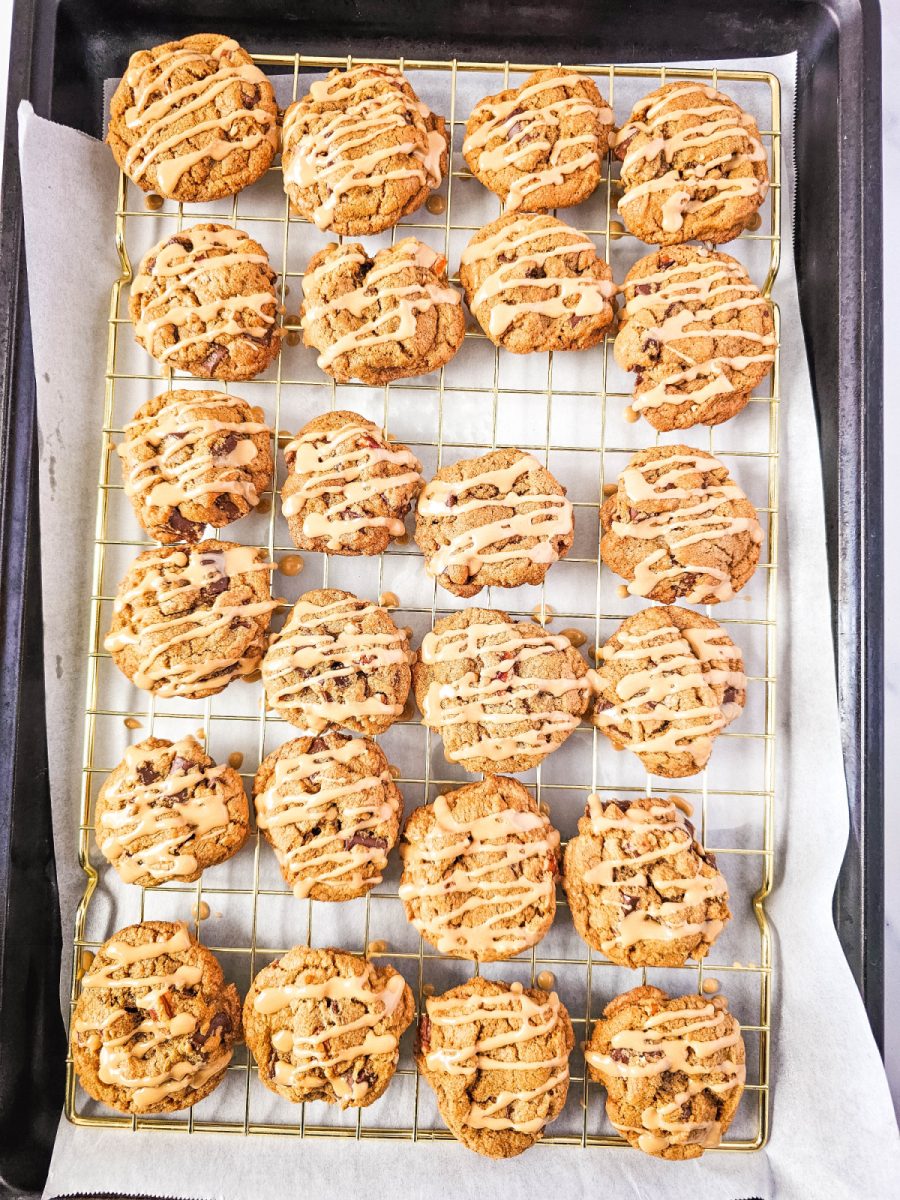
[463,68,613,212]
[243,946,414,1108]
[129,224,281,381]
[104,541,277,699]
[600,444,762,603]
[107,34,278,203]
[585,985,746,1159]
[281,410,423,555]
[71,922,241,1114]
[414,448,574,597]
[282,64,447,235]
[460,212,616,353]
[399,776,559,961]
[614,81,768,246]
[95,736,249,888]
[562,794,730,967]
[118,389,273,544]
[413,607,591,774]
[614,247,776,430]
[262,589,412,735]
[300,239,464,384]
[253,731,403,901]
[590,605,746,778]
[416,977,574,1158]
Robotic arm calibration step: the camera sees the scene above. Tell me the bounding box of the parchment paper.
[17,50,900,1200]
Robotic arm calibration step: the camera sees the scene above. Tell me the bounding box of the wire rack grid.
[65,51,781,1153]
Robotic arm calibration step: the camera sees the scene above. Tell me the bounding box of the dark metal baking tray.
[0,1,883,1195]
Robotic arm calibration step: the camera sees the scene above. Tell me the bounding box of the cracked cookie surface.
[463,68,613,213]
[129,223,281,381]
[243,946,414,1108]
[613,81,768,246]
[72,921,241,1114]
[413,607,591,774]
[416,976,574,1158]
[107,34,278,203]
[399,775,559,962]
[460,212,615,353]
[253,731,402,901]
[563,794,730,967]
[262,588,412,736]
[600,443,762,603]
[590,605,746,778]
[95,735,248,888]
[614,247,775,430]
[104,540,277,700]
[282,64,447,235]
[118,389,273,543]
[281,409,423,555]
[300,238,464,384]
[414,448,574,597]
[585,985,745,1159]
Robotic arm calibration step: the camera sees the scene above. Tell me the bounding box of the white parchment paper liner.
[16,50,900,1200]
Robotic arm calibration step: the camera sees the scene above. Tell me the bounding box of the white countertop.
[1,0,897,1124]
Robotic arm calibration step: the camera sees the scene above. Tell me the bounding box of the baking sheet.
[16,48,900,1200]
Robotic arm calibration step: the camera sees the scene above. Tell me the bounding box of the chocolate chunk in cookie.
[413,607,591,774]
[600,443,762,602]
[463,69,613,212]
[104,541,277,699]
[300,238,464,384]
[613,82,768,246]
[282,65,447,235]
[262,588,412,735]
[95,736,248,887]
[562,794,730,966]
[590,605,746,778]
[414,447,573,597]
[281,410,423,555]
[585,985,745,1158]
[459,212,615,353]
[129,224,281,381]
[118,389,273,543]
[243,946,414,1107]
[254,731,402,901]
[71,921,241,1114]
[107,34,278,203]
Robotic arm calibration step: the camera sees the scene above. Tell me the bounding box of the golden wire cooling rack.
[65,52,781,1152]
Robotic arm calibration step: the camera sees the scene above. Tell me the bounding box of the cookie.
[613,82,769,246]
[243,946,414,1108]
[262,589,412,735]
[95,736,249,888]
[104,541,277,699]
[562,794,729,967]
[414,448,574,597]
[118,389,273,544]
[463,69,613,212]
[300,239,464,384]
[585,985,745,1159]
[590,605,746,778]
[281,410,423,555]
[399,776,559,961]
[460,212,616,353]
[282,64,447,235]
[600,444,762,603]
[614,247,776,430]
[129,224,281,381]
[71,921,241,1114]
[254,731,403,901]
[416,977,574,1158]
[413,607,591,773]
[107,34,278,203]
